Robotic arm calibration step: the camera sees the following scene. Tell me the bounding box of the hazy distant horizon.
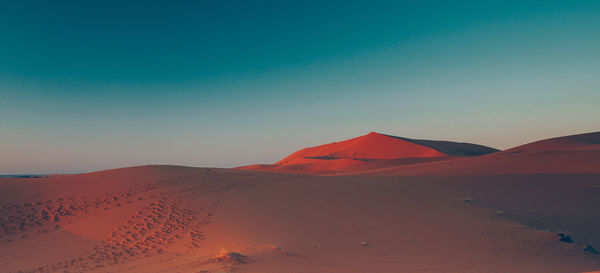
[2,1,599,174]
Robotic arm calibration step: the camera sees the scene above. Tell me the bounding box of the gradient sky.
[1,0,599,174]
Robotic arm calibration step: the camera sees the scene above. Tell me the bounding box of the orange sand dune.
[500,131,600,154]
[1,165,600,273]
[276,132,447,164]
[240,131,600,175]
[2,132,600,272]
[367,132,600,176]
[238,132,498,174]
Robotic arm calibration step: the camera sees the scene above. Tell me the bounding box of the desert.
[1,132,600,273]
[2,1,599,272]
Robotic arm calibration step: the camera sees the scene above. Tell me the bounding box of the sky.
[1,0,599,174]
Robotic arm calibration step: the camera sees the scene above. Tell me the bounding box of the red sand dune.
[500,131,600,154]
[2,165,600,272]
[366,131,600,176]
[238,132,498,174]
[2,132,600,273]
[240,131,600,175]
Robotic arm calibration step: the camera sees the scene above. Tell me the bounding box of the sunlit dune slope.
[0,166,294,273]
[1,165,600,273]
[238,132,498,173]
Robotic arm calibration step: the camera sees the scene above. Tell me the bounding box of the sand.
[1,132,600,272]
[238,131,499,174]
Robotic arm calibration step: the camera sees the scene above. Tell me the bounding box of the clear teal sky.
[1,1,599,173]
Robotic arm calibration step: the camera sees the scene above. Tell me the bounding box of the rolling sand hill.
[238,132,498,174]
[365,131,600,175]
[1,132,600,273]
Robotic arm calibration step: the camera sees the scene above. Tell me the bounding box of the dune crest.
[500,131,600,154]
[364,131,600,175]
[2,133,600,272]
[238,132,498,174]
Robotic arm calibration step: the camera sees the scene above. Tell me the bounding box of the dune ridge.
[2,165,600,272]
[2,132,600,272]
[500,131,600,154]
[239,132,499,173]
[366,131,600,176]
[239,131,600,175]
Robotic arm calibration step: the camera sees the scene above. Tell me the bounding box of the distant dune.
[238,132,499,174]
[2,132,600,273]
[238,131,600,175]
[500,131,600,154]
[367,131,600,176]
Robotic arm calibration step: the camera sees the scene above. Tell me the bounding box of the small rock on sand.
[557,233,573,243]
[584,244,599,254]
